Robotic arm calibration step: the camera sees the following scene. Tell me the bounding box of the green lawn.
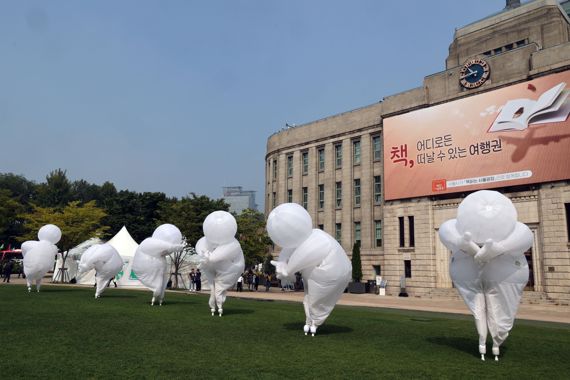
[1,285,569,379]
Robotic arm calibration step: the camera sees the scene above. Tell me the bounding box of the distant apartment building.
[223,186,257,214]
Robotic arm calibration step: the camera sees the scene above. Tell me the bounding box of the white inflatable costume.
[132,224,183,305]
[22,224,61,292]
[77,243,123,298]
[196,211,245,317]
[267,203,351,336]
[439,190,532,361]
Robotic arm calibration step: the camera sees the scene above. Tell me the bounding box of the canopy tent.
[106,226,144,288]
[55,226,145,288]
[53,237,103,282]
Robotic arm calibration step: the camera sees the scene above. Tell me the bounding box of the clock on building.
[459,58,490,89]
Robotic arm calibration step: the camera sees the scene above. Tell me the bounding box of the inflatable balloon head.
[38,224,62,244]
[152,224,182,245]
[267,203,312,248]
[456,190,517,244]
[203,211,237,245]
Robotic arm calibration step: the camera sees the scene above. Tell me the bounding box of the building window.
[408,216,415,248]
[318,148,325,172]
[272,159,277,181]
[287,155,293,177]
[318,184,324,209]
[375,220,382,247]
[354,179,361,207]
[373,265,381,276]
[335,144,342,169]
[353,140,361,165]
[565,203,570,242]
[272,192,277,208]
[318,224,324,230]
[302,187,308,209]
[372,135,381,161]
[335,223,342,243]
[398,216,405,247]
[287,189,293,203]
[354,222,361,244]
[373,176,382,204]
[404,260,412,278]
[335,181,342,208]
[302,151,309,175]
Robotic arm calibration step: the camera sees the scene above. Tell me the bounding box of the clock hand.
[460,71,476,80]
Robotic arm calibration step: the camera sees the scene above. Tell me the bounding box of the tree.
[19,201,109,282]
[262,253,275,275]
[235,209,272,268]
[351,241,362,282]
[157,193,229,288]
[0,189,25,246]
[0,173,37,205]
[36,169,72,209]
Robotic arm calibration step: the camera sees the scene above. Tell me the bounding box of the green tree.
[0,173,37,205]
[235,209,272,269]
[262,253,275,275]
[0,189,25,246]
[157,193,229,288]
[351,241,362,282]
[19,201,109,282]
[36,169,72,209]
[158,193,229,247]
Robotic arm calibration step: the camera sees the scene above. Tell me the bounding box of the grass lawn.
[1,285,569,379]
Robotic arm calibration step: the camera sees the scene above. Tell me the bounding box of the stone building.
[265,0,570,304]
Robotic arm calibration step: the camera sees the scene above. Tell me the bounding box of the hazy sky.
[0,0,510,206]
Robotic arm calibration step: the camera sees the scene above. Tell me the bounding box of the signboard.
[383,70,570,200]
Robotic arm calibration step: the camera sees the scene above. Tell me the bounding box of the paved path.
[3,278,569,324]
[217,288,570,324]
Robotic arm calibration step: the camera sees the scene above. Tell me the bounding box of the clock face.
[459,59,490,89]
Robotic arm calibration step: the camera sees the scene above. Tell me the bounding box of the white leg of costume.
[482,254,529,360]
[209,281,217,315]
[215,285,226,316]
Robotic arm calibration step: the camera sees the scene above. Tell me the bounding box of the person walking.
[195,269,202,291]
[254,272,260,291]
[236,274,243,292]
[3,260,14,283]
[189,268,196,291]
[265,274,271,292]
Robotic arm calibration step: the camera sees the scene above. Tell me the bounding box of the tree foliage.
[18,201,109,253]
[158,193,229,247]
[235,209,272,269]
[0,189,25,245]
[352,241,362,282]
[18,201,110,282]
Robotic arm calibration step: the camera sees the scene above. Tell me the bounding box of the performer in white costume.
[196,211,245,317]
[439,190,533,361]
[22,224,61,292]
[267,203,351,336]
[132,224,183,306]
[77,243,123,298]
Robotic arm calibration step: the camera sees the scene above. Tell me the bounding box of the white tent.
[53,237,103,283]
[106,226,144,288]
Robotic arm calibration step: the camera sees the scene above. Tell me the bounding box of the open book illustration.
[489,82,570,132]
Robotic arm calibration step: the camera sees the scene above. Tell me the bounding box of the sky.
[0,0,512,207]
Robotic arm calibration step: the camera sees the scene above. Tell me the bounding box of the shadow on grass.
[427,336,481,358]
[283,322,353,335]
[428,336,511,358]
[222,308,255,315]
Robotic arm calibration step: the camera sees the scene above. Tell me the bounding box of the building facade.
[223,186,257,214]
[265,0,570,304]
